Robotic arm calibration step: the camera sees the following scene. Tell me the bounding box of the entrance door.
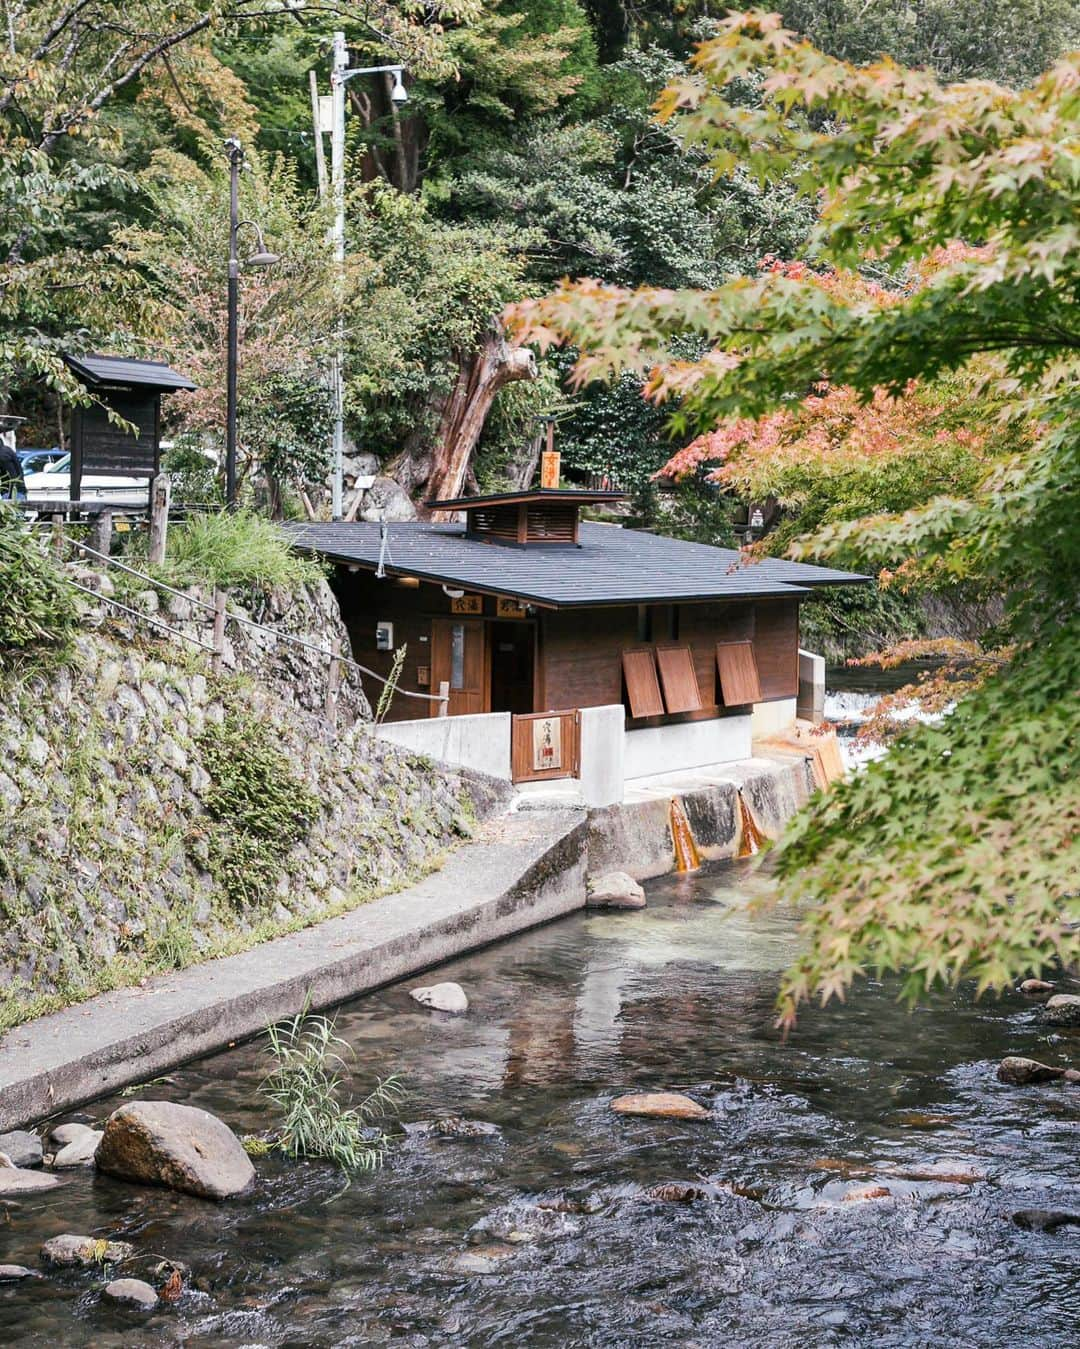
[489,622,534,715]
[431,619,487,716]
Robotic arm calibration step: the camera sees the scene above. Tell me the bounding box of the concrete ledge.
[0,809,587,1131]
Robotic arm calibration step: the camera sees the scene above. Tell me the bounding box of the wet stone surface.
[0,861,1077,1347]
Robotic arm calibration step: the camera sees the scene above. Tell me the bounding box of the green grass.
[138,509,322,593]
[260,1010,406,1175]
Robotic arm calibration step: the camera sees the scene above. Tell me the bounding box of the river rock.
[646,1181,716,1203]
[0,1264,42,1283]
[40,1234,134,1267]
[103,1277,158,1309]
[1012,1209,1080,1232]
[49,1122,99,1148]
[610,1092,709,1120]
[95,1101,254,1200]
[587,872,646,910]
[0,1163,62,1195]
[1018,978,1055,996]
[446,1243,517,1275]
[1041,994,1080,1027]
[0,1131,42,1168]
[842,1184,893,1202]
[410,982,469,1014]
[52,1130,103,1168]
[997,1056,1068,1085]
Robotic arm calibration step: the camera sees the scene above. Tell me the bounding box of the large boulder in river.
[587,872,646,910]
[997,1056,1068,1085]
[1041,994,1080,1027]
[610,1092,709,1120]
[95,1101,254,1200]
[410,981,469,1014]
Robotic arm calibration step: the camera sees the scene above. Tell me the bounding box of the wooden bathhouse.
[288,489,865,802]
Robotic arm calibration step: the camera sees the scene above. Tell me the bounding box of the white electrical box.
[376,621,394,651]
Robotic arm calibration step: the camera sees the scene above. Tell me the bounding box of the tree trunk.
[424,329,537,513]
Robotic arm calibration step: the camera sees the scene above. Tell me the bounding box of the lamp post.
[328,32,407,520]
[225,137,280,510]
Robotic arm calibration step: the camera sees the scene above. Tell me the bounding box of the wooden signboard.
[531,715,562,772]
[540,450,561,489]
[496,597,528,619]
[450,594,482,615]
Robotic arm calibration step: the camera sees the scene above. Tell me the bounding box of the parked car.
[17,447,66,474]
[23,452,149,511]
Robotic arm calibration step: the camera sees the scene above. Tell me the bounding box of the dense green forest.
[4,1,1079,650]
[5,2,1076,513]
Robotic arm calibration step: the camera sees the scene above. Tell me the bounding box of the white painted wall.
[624,714,751,781]
[578,704,624,807]
[375,712,512,780]
[798,648,826,724]
[750,697,797,739]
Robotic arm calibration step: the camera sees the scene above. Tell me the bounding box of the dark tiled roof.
[286,520,869,608]
[64,354,197,392]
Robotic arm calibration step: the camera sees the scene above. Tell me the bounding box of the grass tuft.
[142,509,321,593]
[260,1009,405,1177]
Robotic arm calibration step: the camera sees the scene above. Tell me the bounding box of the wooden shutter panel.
[716,640,762,706]
[622,648,665,719]
[655,645,703,714]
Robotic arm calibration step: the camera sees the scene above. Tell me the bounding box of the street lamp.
[328,32,408,520]
[225,137,280,510]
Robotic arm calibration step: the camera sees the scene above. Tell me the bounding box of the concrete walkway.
[0,809,587,1131]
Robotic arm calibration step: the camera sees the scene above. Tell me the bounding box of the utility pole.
[225,137,243,511]
[329,31,348,521]
[326,33,407,520]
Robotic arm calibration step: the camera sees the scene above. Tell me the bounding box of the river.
[2,860,1076,1347]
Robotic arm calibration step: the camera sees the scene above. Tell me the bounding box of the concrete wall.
[750,696,797,739]
[376,712,512,780]
[578,704,625,807]
[624,714,751,781]
[798,648,826,724]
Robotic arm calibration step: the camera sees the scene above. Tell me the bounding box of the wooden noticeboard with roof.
[63,354,196,506]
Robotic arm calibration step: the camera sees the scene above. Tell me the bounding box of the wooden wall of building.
[540,597,800,721]
[332,568,801,724]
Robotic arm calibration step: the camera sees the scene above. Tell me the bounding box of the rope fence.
[53,534,450,725]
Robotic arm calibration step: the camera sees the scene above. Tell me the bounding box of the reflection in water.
[1,862,1077,1348]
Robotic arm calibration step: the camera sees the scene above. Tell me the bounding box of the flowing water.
[2,864,1077,1348]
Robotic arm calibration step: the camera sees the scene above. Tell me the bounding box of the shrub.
[0,505,77,664]
[196,696,319,909]
[148,509,322,593]
[260,1010,405,1174]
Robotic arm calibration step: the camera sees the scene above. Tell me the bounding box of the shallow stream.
[2,863,1077,1347]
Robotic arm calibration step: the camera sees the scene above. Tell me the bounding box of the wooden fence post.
[50,513,65,558]
[325,637,342,728]
[88,509,113,562]
[437,680,450,717]
[148,474,171,565]
[212,589,227,674]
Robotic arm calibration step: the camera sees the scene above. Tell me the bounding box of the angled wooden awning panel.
[622,648,665,719]
[656,644,703,714]
[716,640,763,706]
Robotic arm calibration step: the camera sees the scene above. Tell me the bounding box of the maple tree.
[507,11,1080,1021]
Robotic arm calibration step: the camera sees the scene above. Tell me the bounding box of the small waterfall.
[669,798,701,873]
[737,793,765,858]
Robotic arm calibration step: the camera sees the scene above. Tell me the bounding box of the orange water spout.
[670,797,701,873]
[737,793,764,859]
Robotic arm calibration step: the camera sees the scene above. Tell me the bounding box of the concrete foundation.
[376,712,512,781]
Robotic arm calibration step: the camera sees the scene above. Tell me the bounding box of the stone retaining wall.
[0,576,509,1030]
